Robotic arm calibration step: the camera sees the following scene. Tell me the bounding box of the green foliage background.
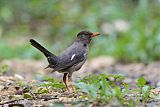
[0,0,160,63]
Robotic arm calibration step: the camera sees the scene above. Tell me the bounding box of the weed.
[136,77,152,103]
[76,74,152,106]
[0,64,9,75]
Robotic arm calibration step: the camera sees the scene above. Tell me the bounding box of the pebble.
[0,85,4,91]
[156,81,160,87]
[14,74,24,80]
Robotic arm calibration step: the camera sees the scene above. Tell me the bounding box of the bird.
[30,31,100,93]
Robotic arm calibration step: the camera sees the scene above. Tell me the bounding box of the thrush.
[30,31,100,93]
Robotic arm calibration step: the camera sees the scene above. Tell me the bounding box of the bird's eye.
[89,33,93,36]
[84,44,87,47]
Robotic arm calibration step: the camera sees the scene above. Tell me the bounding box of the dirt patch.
[0,57,160,106]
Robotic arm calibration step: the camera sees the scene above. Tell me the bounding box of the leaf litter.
[0,57,160,106]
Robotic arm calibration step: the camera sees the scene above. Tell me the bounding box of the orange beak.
[91,32,100,37]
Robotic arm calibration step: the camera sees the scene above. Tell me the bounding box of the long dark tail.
[30,39,56,58]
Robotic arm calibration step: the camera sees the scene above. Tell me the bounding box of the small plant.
[76,74,128,105]
[76,74,152,106]
[38,76,65,93]
[137,77,146,87]
[136,77,151,103]
[0,64,9,75]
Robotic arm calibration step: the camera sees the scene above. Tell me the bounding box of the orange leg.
[68,74,76,93]
[63,73,69,92]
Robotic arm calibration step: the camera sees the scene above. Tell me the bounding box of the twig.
[0,98,31,105]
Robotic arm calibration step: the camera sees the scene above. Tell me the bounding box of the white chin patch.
[71,54,76,60]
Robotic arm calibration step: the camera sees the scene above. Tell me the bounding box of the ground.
[0,57,160,107]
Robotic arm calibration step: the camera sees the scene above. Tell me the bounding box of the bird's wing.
[54,50,86,71]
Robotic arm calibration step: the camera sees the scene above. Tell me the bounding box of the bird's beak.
[91,32,100,37]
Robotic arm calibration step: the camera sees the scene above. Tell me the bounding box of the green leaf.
[76,82,98,99]
[142,85,150,93]
[40,88,49,94]
[142,85,151,102]
[136,77,146,87]
[37,87,43,93]
[114,85,121,98]
[23,93,32,99]
[0,64,9,75]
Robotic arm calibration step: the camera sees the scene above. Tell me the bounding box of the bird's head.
[76,31,100,44]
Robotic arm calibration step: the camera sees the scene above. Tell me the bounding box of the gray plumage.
[30,31,92,74]
[54,41,88,72]
[30,31,100,92]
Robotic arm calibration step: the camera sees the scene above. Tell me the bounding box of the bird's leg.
[63,73,69,92]
[68,73,76,93]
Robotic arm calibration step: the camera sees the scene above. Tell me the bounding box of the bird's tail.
[30,39,56,58]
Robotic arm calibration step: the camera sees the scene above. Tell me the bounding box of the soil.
[0,57,160,106]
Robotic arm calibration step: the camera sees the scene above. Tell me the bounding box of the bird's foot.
[68,79,76,93]
[71,85,76,93]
